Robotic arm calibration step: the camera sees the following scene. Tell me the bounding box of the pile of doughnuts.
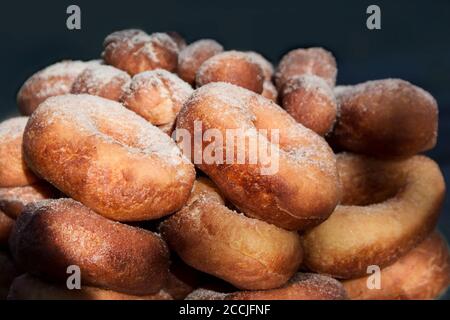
[0,28,448,300]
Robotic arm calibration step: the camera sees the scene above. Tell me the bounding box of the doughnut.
[9,198,170,295]
[71,64,131,101]
[177,39,224,85]
[280,75,337,136]
[102,29,179,76]
[343,232,450,300]
[160,180,303,290]
[330,79,438,157]
[17,60,100,115]
[166,31,187,51]
[0,251,19,299]
[186,176,225,206]
[0,181,59,219]
[245,51,274,80]
[0,211,13,247]
[23,94,195,221]
[196,51,265,93]
[274,47,337,89]
[0,117,38,187]
[165,255,202,300]
[8,274,173,300]
[121,69,193,134]
[186,273,348,300]
[175,82,340,230]
[301,153,445,279]
[261,80,278,102]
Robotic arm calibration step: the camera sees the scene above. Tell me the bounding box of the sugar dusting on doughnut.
[245,51,274,80]
[0,117,29,142]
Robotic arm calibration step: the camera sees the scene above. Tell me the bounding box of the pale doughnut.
[102,29,179,75]
[23,94,195,221]
[302,153,445,278]
[177,39,224,85]
[196,51,265,93]
[9,199,170,295]
[0,117,38,187]
[343,232,450,300]
[71,64,131,101]
[175,82,340,230]
[8,274,173,300]
[330,79,438,157]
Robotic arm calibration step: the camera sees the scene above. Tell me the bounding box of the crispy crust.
[8,274,173,300]
[23,94,195,221]
[343,232,450,300]
[302,153,445,278]
[9,199,170,295]
[330,79,438,157]
[176,82,340,230]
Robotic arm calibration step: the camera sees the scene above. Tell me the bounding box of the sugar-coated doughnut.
[330,79,438,157]
[280,75,337,136]
[17,60,100,115]
[71,64,131,101]
[176,83,340,230]
[261,80,278,102]
[0,211,13,247]
[275,47,337,89]
[23,94,195,221]
[343,232,450,300]
[0,117,38,187]
[302,153,445,279]
[121,69,193,133]
[196,51,265,93]
[186,273,347,300]
[9,199,170,295]
[0,181,59,219]
[8,274,173,300]
[0,251,19,299]
[160,181,303,290]
[166,31,187,51]
[177,39,224,85]
[245,51,274,80]
[102,29,179,76]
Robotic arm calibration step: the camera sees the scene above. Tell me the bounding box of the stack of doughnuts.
[0,28,447,300]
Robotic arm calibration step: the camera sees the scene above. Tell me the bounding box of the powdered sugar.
[282,74,334,97]
[0,117,28,140]
[178,39,223,66]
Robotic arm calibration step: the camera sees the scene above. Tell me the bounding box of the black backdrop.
[0,0,449,297]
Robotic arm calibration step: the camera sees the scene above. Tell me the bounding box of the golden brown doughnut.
[274,47,337,89]
[102,29,179,76]
[261,80,278,102]
[177,39,224,85]
[71,64,131,101]
[280,75,337,136]
[0,211,13,247]
[186,273,347,300]
[23,94,195,221]
[8,274,173,300]
[343,232,450,300]
[121,69,193,133]
[196,51,265,93]
[330,79,438,157]
[245,51,274,80]
[0,181,59,219]
[0,117,38,187]
[166,31,187,51]
[9,198,170,295]
[302,153,445,279]
[175,82,340,230]
[186,176,225,206]
[0,251,19,299]
[17,60,100,115]
[160,192,303,290]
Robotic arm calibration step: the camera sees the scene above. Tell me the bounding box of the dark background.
[0,0,449,298]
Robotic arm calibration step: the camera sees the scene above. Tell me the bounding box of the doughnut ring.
[0,211,13,247]
[71,64,131,101]
[17,60,100,115]
[301,153,445,278]
[23,94,195,221]
[160,178,303,290]
[0,117,39,187]
[330,79,438,157]
[186,273,348,300]
[343,232,450,300]
[274,47,337,89]
[102,29,179,76]
[177,39,223,85]
[175,82,340,230]
[9,199,170,295]
[8,274,173,300]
